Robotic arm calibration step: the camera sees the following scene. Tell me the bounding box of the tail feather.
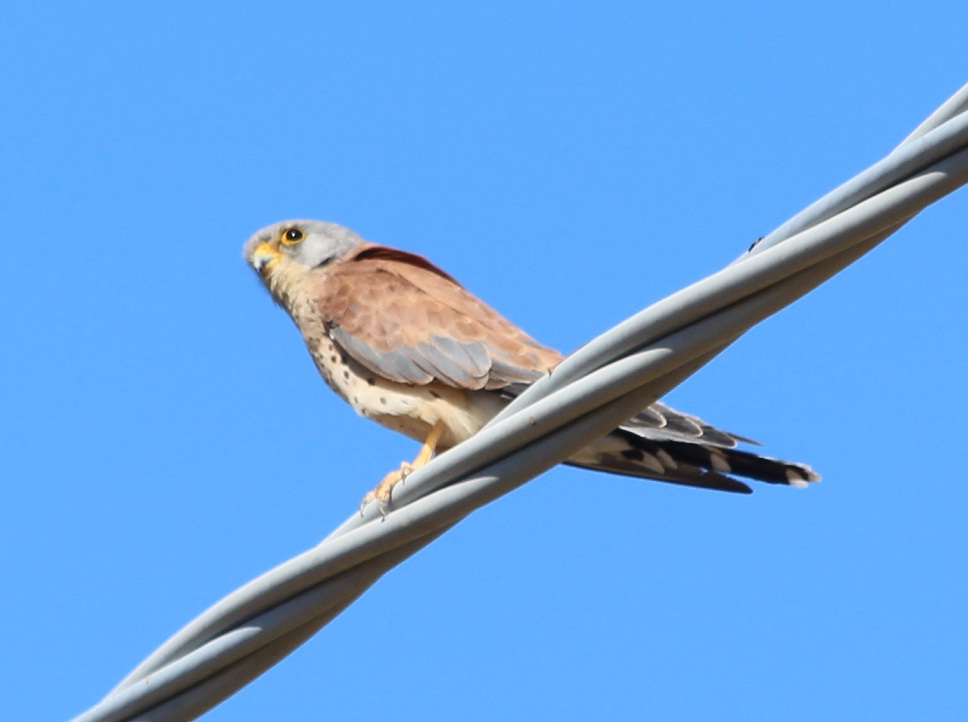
[566,457,754,494]
[568,429,820,494]
[498,386,820,494]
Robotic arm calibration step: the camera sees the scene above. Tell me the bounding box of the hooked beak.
[249,241,281,276]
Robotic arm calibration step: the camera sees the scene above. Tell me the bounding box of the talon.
[359,422,446,513]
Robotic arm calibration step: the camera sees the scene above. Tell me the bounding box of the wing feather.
[330,327,434,384]
[314,245,562,390]
[621,400,756,448]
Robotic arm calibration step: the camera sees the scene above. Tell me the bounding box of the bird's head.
[244,219,365,303]
[244,220,365,276]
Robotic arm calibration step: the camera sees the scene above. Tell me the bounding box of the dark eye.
[281,227,304,245]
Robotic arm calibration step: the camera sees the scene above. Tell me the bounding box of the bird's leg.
[363,421,446,511]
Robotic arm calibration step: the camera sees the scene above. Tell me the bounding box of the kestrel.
[244,220,819,504]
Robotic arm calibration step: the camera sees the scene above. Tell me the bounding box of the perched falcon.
[244,220,819,503]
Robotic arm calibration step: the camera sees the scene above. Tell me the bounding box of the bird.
[244,219,819,505]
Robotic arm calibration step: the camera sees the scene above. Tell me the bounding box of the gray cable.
[71,81,968,722]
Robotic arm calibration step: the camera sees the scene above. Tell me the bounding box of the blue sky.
[3,4,968,721]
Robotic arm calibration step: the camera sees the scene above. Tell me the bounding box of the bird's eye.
[281,227,305,245]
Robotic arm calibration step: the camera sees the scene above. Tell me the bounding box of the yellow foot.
[360,422,445,515]
[360,462,413,512]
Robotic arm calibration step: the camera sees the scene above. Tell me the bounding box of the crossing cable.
[71,81,968,722]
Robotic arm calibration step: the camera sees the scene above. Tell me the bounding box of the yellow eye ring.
[281,227,305,246]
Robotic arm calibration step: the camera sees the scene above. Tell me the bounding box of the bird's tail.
[567,429,820,494]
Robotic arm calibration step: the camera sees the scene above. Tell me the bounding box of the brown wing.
[314,245,563,390]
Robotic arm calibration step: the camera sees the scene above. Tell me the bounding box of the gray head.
[244,219,367,277]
